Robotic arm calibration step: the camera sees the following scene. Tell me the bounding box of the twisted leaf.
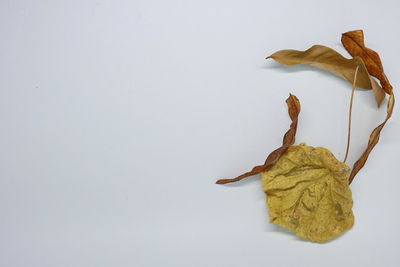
[370,76,385,107]
[216,94,300,184]
[267,45,372,89]
[349,93,395,184]
[342,30,392,94]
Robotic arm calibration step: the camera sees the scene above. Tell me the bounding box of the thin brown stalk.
[343,65,360,163]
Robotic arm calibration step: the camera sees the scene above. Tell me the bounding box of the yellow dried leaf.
[261,144,354,243]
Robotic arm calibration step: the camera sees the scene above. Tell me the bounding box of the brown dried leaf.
[349,93,395,184]
[342,30,392,94]
[370,76,385,108]
[262,144,354,243]
[267,45,372,89]
[215,94,300,184]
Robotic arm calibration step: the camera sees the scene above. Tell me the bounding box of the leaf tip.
[215,179,228,184]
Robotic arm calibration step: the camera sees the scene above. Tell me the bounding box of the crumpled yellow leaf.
[261,144,354,243]
[267,45,372,90]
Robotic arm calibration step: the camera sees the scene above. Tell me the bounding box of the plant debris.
[216,29,394,243]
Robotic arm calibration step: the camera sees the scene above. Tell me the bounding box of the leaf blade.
[370,76,385,108]
[267,45,373,89]
[262,144,354,243]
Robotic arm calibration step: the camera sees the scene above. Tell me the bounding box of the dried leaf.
[262,144,354,242]
[370,76,385,108]
[267,45,372,89]
[342,30,392,94]
[216,94,300,184]
[349,93,395,184]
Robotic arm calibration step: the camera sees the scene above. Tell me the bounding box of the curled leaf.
[342,30,392,94]
[262,144,354,243]
[349,93,395,184]
[216,94,300,184]
[370,76,385,107]
[267,45,372,89]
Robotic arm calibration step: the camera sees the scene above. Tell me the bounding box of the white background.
[1,0,399,266]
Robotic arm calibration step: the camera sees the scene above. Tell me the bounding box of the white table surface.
[1,0,399,266]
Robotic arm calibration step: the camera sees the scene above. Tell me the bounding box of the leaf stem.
[343,65,360,164]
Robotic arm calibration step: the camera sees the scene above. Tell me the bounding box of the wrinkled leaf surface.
[262,144,354,242]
